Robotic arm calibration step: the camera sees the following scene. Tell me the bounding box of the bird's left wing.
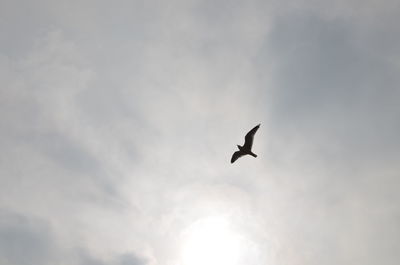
[231,151,244,163]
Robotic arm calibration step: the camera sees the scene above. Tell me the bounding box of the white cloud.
[1,1,399,265]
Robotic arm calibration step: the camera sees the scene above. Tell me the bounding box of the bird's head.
[237,145,242,150]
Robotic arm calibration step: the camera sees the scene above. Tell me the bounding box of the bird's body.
[231,124,260,163]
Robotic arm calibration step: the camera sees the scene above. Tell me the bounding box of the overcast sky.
[1,1,400,265]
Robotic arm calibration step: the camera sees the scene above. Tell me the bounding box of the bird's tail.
[250,152,257,158]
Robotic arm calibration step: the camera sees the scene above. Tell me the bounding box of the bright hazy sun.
[180,216,244,265]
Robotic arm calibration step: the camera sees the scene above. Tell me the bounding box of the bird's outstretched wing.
[231,151,245,163]
[243,124,260,150]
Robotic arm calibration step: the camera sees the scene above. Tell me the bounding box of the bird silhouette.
[231,124,260,163]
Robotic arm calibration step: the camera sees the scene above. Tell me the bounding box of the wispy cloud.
[1,1,399,265]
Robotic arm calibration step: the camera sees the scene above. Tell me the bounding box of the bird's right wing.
[231,151,245,163]
[243,124,260,149]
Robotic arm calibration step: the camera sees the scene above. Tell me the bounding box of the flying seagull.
[231,124,260,163]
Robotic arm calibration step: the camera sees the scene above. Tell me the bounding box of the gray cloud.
[251,10,400,265]
[77,250,146,265]
[0,210,54,265]
[0,1,399,265]
[0,210,146,265]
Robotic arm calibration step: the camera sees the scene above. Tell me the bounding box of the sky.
[1,0,400,265]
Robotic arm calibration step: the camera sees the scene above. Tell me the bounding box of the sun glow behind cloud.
[180,216,247,265]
